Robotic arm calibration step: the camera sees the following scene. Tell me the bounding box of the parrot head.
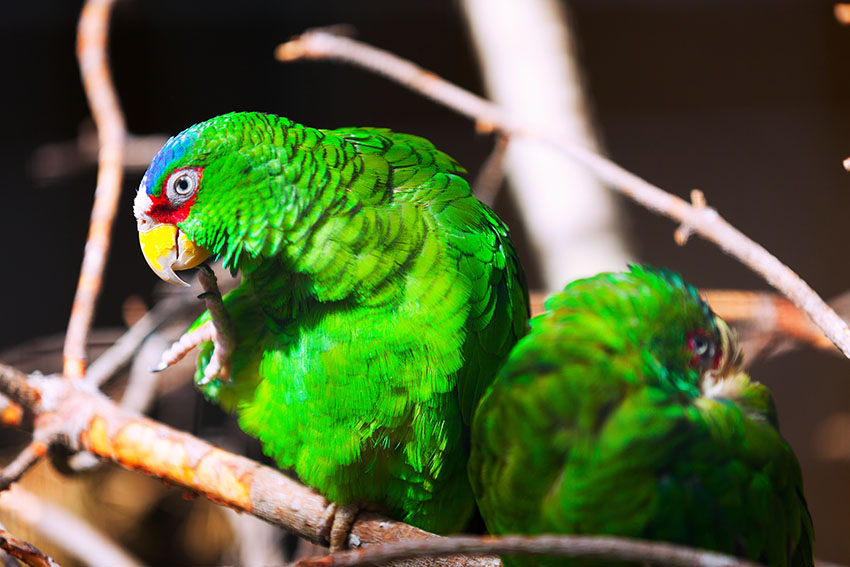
[134,112,283,286]
[134,119,215,286]
[544,265,740,398]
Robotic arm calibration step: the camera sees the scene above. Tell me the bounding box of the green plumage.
[140,112,529,532]
[468,266,813,567]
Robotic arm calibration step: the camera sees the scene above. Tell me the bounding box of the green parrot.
[133,111,529,543]
[468,265,813,567]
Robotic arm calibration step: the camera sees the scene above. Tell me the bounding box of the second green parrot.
[469,266,813,567]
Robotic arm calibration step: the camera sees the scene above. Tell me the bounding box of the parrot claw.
[320,502,360,552]
[154,319,233,384]
[154,266,235,384]
[196,339,232,386]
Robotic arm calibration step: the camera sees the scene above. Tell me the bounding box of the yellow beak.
[138,224,212,287]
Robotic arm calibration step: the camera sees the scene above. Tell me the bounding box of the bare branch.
[0,363,41,412]
[0,521,61,567]
[275,29,850,361]
[64,0,127,378]
[30,126,166,184]
[83,293,198,388]
[471,135,509,207]
[0,441,49,493]
[300,535,762,567]
[0,367,465,562]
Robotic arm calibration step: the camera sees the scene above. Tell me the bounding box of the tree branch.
[0,364,42,412]
[0,441,49,493]
[0,364,476,565]
[0,521,61,567]
[300,534,761,567]
[63,0,127,378]
[275,29,850,361]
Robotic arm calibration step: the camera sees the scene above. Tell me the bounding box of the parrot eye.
[165,168,200,203]
[686,330,720,370]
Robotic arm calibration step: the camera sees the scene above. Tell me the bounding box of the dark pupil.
[176,177,190,191]
[693,337,708,355]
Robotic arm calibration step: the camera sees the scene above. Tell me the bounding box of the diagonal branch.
[63,0,127,378]
[275,29,850,362]
[0,441,49,493]
[0,363,456,564]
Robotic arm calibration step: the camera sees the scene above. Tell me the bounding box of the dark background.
[2,0,850,563]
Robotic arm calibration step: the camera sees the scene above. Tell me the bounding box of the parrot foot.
[152,265,234,385]
[320,502,360,552]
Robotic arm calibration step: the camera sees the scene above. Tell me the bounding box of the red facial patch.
[147,167,204,224]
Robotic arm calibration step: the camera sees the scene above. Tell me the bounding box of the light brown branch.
[702,290,834,350]
[0,365,463,563]
[0,521,61,567]
[300,535,762,567]
[64,0,127,378]
[276,29,850,362]
[0,363,42,412]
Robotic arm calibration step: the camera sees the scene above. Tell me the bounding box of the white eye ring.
[167,169,199,200]
[692,336,709,356]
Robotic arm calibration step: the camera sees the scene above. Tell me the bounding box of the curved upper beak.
[138,223,212,287]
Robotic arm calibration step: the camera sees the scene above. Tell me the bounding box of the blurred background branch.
[63,0,126,379]
[462,0,632,286]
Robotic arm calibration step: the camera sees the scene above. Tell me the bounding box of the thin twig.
[298,535,762,567]
[83,293,198,388]
[275,29,850,361]
[0,441,49,493]
[0,521,61,567]
[63,0,127,378]
[30,128,167,184]
[472,134,510,206]
[0,485,144,567]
